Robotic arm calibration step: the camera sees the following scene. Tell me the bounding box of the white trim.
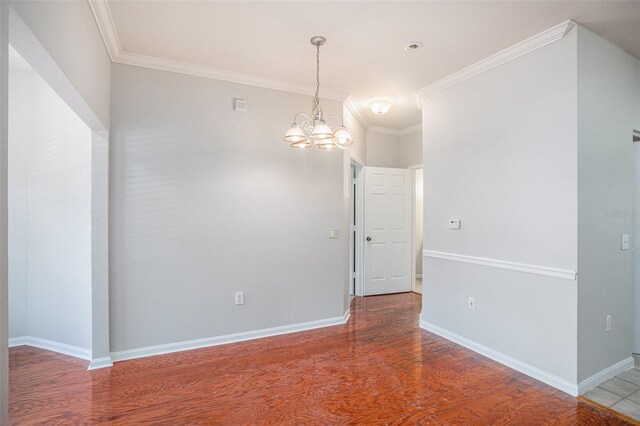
[415,20,576,107]
[350,155,365,297]
[368,124,421,137]
[88,356,113,370]
[111,314,348,363]
[419,318,579,396]
[344,95,370,130]
[87,0,121,61]
[344,309,351,323]
[9,336,92,361]
[577,357,635,395]
[410,166,423,294]
[350,152,365,168]
[423,250,577,280]
[7,337,27,347]
[87,0,346,102]
[115,51,347,102]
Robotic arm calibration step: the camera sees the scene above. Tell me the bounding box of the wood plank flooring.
[9,293,628,424]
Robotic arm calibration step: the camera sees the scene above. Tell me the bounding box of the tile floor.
[584,359,640,421]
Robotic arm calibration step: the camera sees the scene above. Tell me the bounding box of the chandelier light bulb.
[284,123,309,144]
[333,127,354,149]
[310,119,335,140]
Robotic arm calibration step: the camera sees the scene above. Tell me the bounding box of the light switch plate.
[234,98,247,112]
[449,218,461,230]
[622,234,630,250]
[330,229,340,239]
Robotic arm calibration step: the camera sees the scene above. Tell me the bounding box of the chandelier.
[283,36,354,150]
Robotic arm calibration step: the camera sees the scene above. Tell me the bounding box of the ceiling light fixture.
[283,36,354,150]
[369,99,393,116]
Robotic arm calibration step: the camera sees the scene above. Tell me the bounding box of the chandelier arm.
[294,113,313,135]
[327,115,344,129]
[294,113,311,125]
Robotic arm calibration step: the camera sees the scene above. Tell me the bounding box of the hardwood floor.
[9,293,628,424]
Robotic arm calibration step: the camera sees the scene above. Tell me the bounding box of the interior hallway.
[9,293,627,424]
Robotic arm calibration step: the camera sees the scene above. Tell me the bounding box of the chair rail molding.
[414,20,576,107]
[423,250,577,280]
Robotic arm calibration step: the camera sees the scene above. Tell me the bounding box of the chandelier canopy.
[283,36,354,150]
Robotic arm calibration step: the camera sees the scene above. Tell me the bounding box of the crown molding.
[343,95,370,129]
[399,123,422,136]
[88,0,346,101]
[415,20,576,107]
[115,51,347,101]
[87,0,121,61]
[368,123,421,137]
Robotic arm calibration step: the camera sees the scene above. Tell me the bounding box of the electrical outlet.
[605,315,611,332]
[329,228,340,239]
[468,297,476,311]
[235,292,244,305]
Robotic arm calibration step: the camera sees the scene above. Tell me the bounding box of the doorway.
[8,45,93,359]
[362,166,412,295]
[5,4,111,371]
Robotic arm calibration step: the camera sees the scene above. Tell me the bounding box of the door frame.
[408,164,423,294]
[350,153,365,297]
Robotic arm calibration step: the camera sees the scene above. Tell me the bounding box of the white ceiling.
[104,1,640,130]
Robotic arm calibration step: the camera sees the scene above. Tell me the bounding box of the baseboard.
[8,336,28,347]
[578,357,635,394]
[88,356,114,370]
[111,314,349,363]
[419,317,579,396]
[9,336,92,361]
[344,309,351,323]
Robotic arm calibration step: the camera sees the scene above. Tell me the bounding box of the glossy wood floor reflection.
[10,293,628,425]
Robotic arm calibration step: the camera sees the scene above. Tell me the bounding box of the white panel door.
[364,167,412,295]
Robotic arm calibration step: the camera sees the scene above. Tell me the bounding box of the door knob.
[366,237,372,241]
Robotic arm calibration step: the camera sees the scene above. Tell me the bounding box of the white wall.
[110,64,346,352]
[7,67,29,338]
[8,57,92,350]
[576,26,639,380]
[421,29,579,384]
[400,131,422,167]
[366,131,402,168]
[0,2,9,422]
[9,0,111,129]
[367,129,422,169]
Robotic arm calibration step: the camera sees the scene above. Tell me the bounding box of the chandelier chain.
[312,43,320,119]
